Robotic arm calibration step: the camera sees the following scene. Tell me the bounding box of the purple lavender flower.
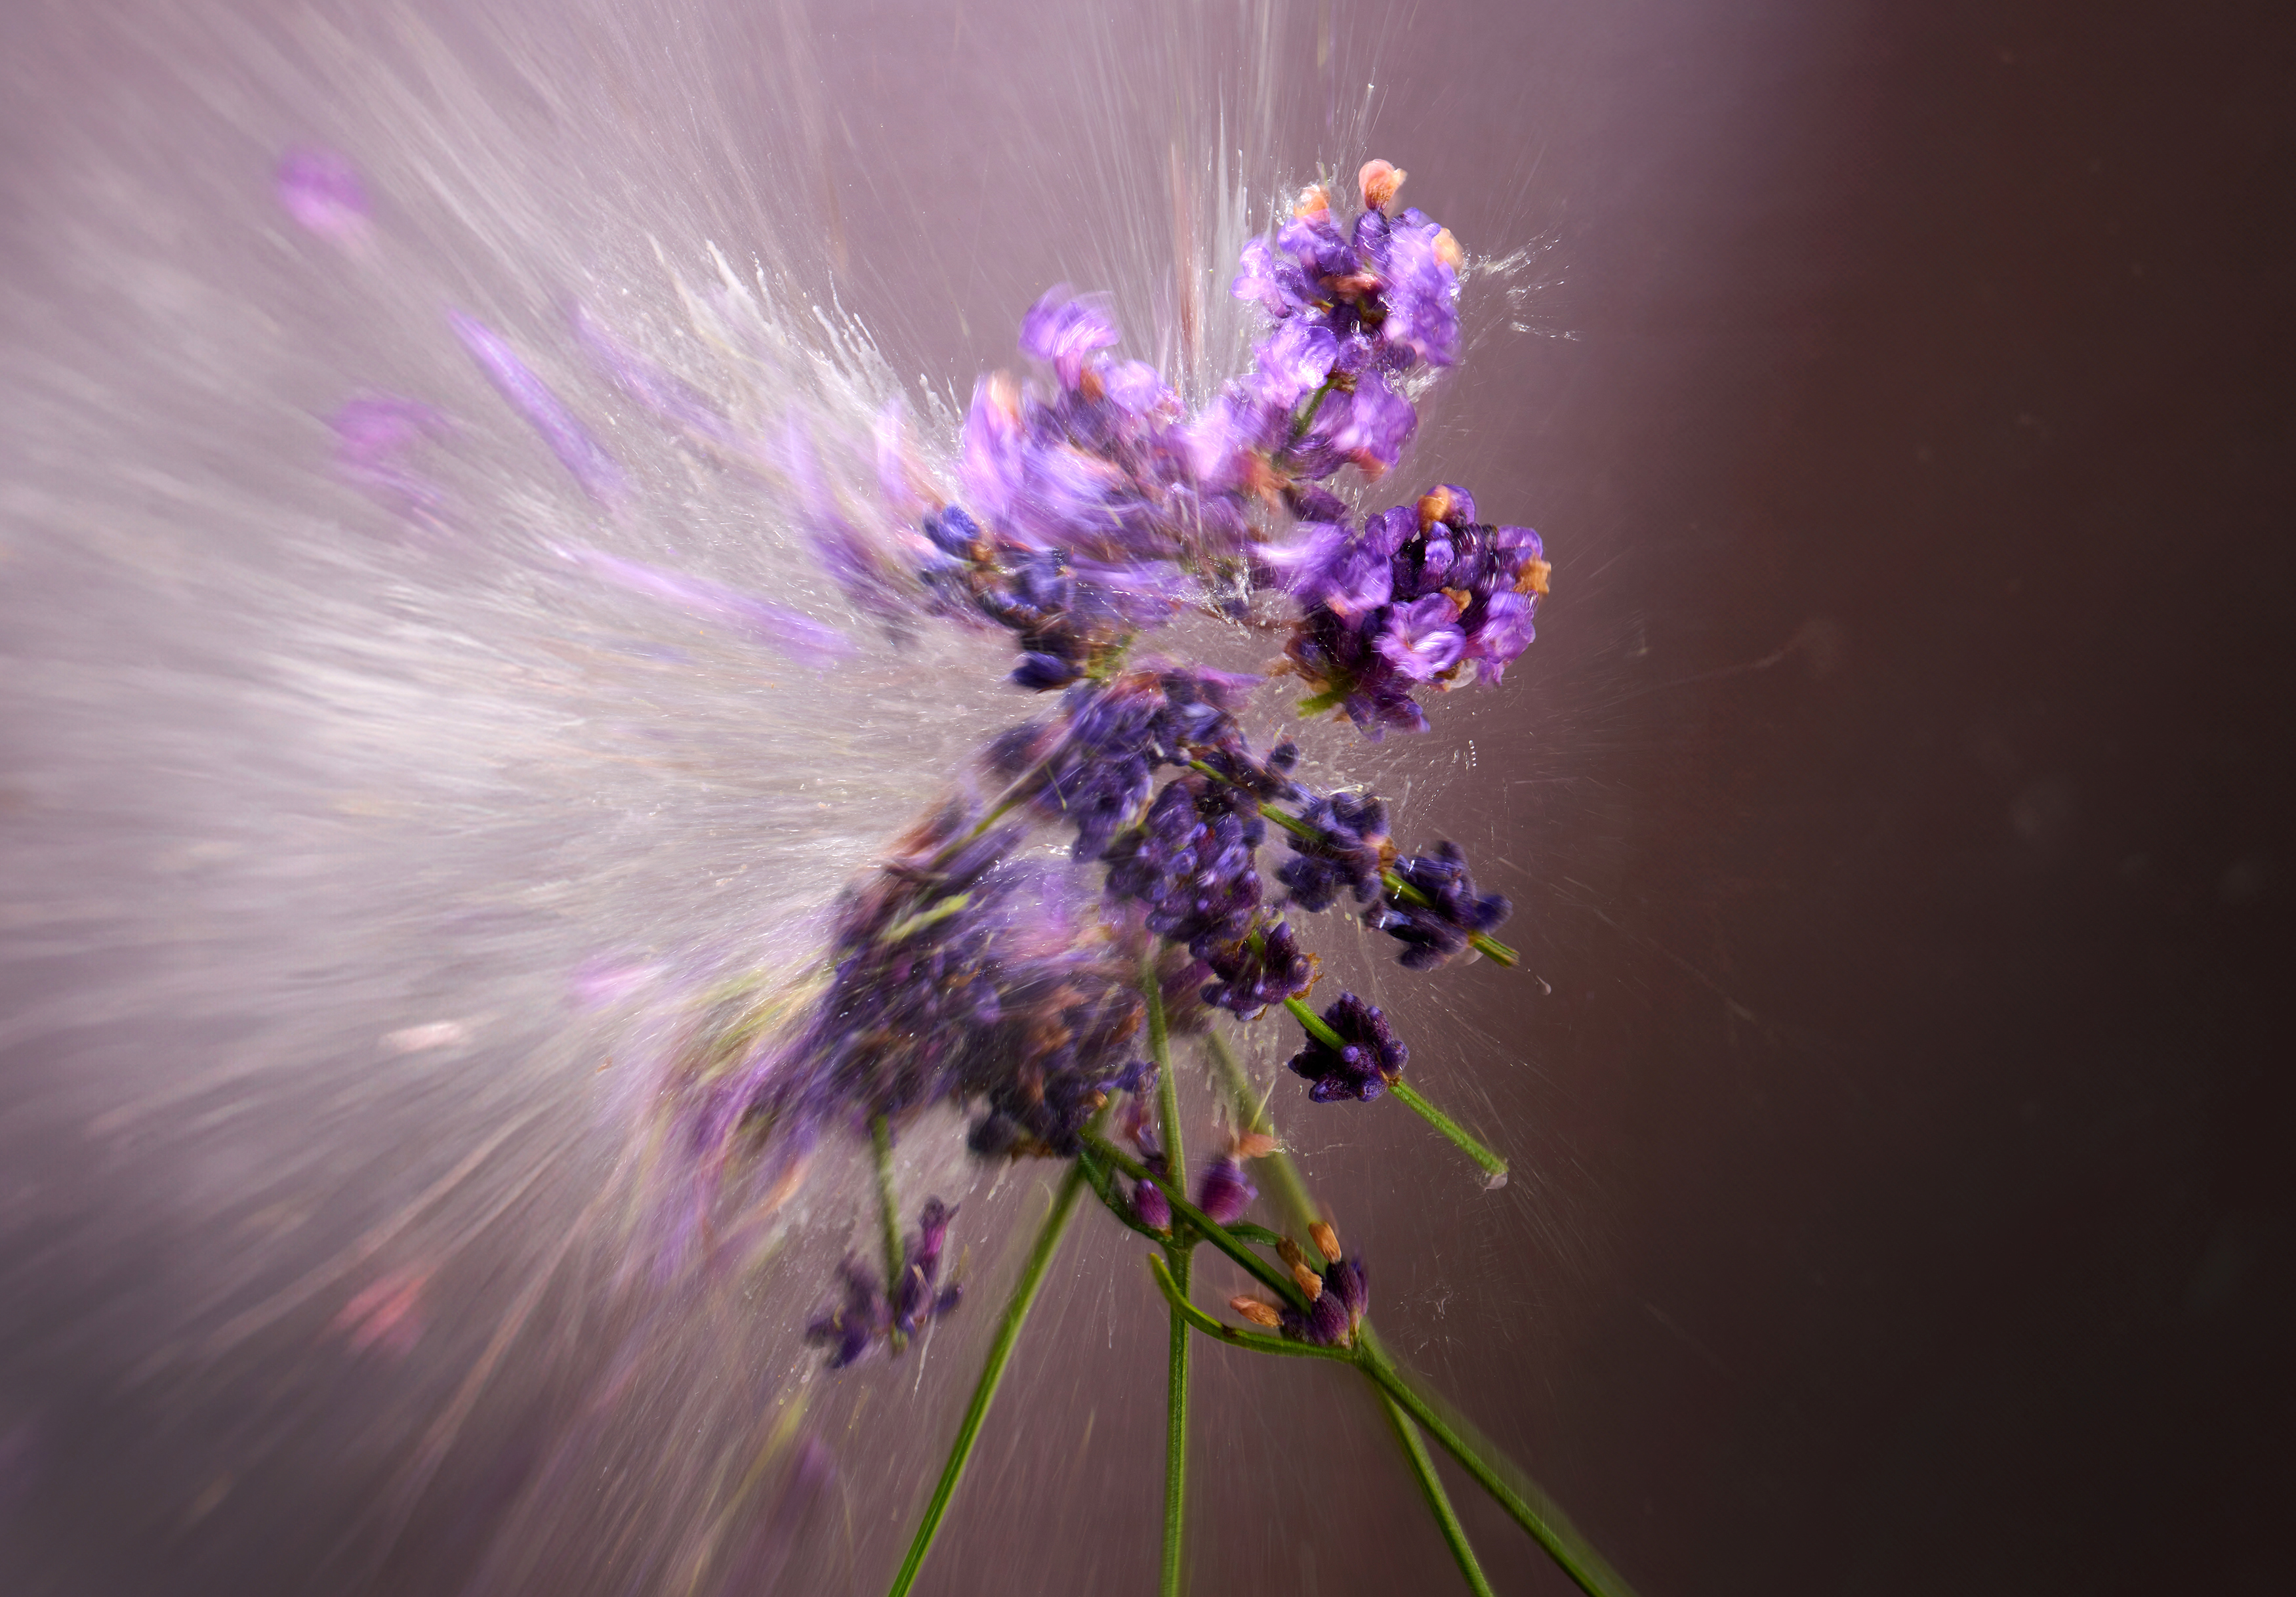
[1131,1153,1174,1233]
[805,1198,963,1366]
[889,1197,963,1338]
[804,1258,884,1369]
[1275,791,1390,912]
[1271,482,1549,735]
[1101,774,1262,953]
[1305,371,1418,480]
[1199,917,1316,1019]
[1375,593,1469,681]
[1195,1154,1257,1226]
[1373,211,1464,369]
[1019,289,1122,390]
[276,146,369,243]
[1025,668,1261,861]
[1366,841,1511,970]
[449,310,630,503]
[1286,991,1408,1103]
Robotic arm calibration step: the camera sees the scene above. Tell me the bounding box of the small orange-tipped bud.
[1292,184,1332,221]
[1231,1296,1283,1329]
[1291,1260,1325,1299]
[1417,485,1462,529]
[1309,1220,1342,1263]
[1441,586,1472,614]
[1433,228,1464,271]
[1233,1131,1281,1161]
[1277,1236,1307,1271]
[1359,159,1406,213]
[1514,558,1553,597]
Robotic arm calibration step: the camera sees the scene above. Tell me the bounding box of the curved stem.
[1380,1390,1496,1597]
[884,1165,1088,1597]
[1146,964,1182,1179]
[1386,1077,1509,1186]
[1146,1253,1350,1362]
[1353,1333,1638,1597]
[1082,1133,1307,1310]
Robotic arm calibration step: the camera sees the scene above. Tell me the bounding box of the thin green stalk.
[1380,1392,1496,1597]
[870,1116,906,1342]
[884,1165,1088,1597]
[1284,373,1341,446]
[1284,994,1347,1050]
[1141,961,1190,1597]
[1353,1333,1637,1597]
[1145,966,1182,1178]
[1161,1247,1190,1597]
[1386,1078,1509,1186]
[1202,1031,1319,1237]
[1146,1253,1349,1362]
[1081,1134,1307,1310]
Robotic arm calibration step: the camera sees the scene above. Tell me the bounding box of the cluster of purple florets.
[804,1199,962,1369]
[1275,482,1551,737]
[750,163,1534,1363]
[1286,991,1410,1103]
[1371,842,1513,971]
[1281,1253,1372,1348]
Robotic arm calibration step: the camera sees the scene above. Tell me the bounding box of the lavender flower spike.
[449,310,630,503]
[1286,991,1408,1103]
[1368,840,1513,970]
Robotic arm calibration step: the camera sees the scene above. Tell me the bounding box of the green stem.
[1368,1388,1497,1597]
[884,1165,1088,1597]
[1146,964,1182,1179]
[1082,1134,1307,1310]
[1202,1032,1319,1237]
[1161,1246,1190,1597]
[1284,994,1347,1050]
[1141,960,1190,1597]
[1380,1391,1496,1597]
[1146,1253,1349,1362]
[1387,1077,1509,1186]
[1204,1033,1622,1596]
[1353,1333,1637,1597]
[870,1116,907,1345]
[1284,373,1341,446]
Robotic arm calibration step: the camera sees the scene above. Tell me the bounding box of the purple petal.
[571,306,740,450]
[449,311,629,503]
[553,545,855,667]
[276,146,369,242]
[1374,594,1467,682]
[329,394,451,514]
[1018,289,1121,389]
